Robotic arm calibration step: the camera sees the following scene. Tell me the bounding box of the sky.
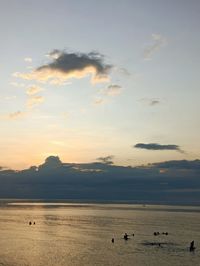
[1,0,200,170]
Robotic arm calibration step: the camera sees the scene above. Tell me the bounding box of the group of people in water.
[29,221,36,225]
[154,231,168,236]
[111,232,196,252]
[27,220,196,252]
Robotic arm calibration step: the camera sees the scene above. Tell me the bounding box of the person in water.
[124,233,129,240]
[190,240,195,251]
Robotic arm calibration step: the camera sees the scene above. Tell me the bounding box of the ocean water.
[0,202,199,266]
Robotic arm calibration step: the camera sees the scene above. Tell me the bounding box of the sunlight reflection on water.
[0,202,199,266]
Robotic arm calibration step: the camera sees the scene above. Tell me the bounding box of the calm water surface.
[0,202,199,266]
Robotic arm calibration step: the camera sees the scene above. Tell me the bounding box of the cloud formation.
[14,50,112,85]
[150,99,160,106]
[152,159,200,169]
[140,98,161,106]
[93,98,106,105]
[103,84,122,96]
[10,82,25,88]
[0,111,26,120]
[116,67,131,77]
[143,34,167,60]
[26,85,43,95]
[26,95,44,108]
[97,155,114,165]
[134,143,183,152]
[0,156,200,204]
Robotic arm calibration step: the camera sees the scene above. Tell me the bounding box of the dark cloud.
[14,50,113,84]
[39,50,111,74]
[96,155,114,165]
[152,159,200,169]
[0,156,200,204]
[134,143,183,152]
[37,50,112,82]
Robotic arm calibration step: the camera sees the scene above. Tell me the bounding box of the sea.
[0,201,199,266]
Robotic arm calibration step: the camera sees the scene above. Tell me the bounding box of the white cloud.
[24,57,32,63]
[10,82,25,88]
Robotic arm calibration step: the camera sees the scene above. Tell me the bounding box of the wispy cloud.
[134,143,183,153]
[0,111,26,120]
[26,95,44,108]
[143,34,167,60]
[93,98,106,106]
[10,82,25,88]
[93,84,122,106]
[0,95,17,101]
[102,84,122,96]
[26,85,43,95]
[14,50,112,85]
[116,67,131,77]
[150,99,160,106]
[140,98,161,106]
[24,57,32,63]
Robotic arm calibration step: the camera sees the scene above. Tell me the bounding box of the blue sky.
[0,0,200,169]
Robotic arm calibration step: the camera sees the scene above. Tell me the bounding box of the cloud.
[97,155,114,165]
[14,50,112,85]
[26,85,43,95]
[26,95,44,108]
[143,34,167,60]
[152,159,200,169]
[116,67,131,76]
[140,98,161,106]
[93,98,106,105]
[0,111,26,120]
[134,143,183,152]
[47,49,62,59]
[8,111,25,119]
[10,82,25,88]
[1,156,200,204]
[150,100,160,106]
[102,84,122,96]
[1,96,17,101]
[24,57,32,63]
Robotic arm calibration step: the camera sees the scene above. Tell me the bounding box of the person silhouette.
[124,233,129,240]
[190,240,195,252]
